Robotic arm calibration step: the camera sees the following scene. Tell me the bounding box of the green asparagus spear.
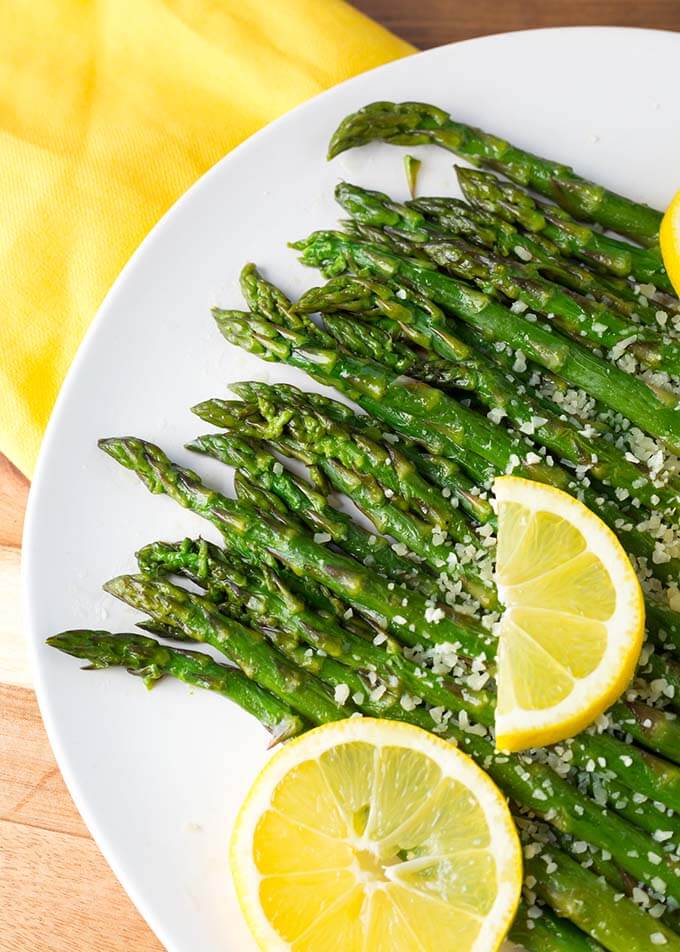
[99,437,495,658]
[338,179,673,327]
[46,629,305,742]
[580,771,680,840]
[102,575,347,725]
[230,378,498,525]
[568,729,680,809]
[409,194,667,322]
[334,181,680,378]
[136,537,496,724]
[189,434,440,596]
[292,232,680,451]
[510,902,606,952]
[298,272,678,513]
[457,165,673,293]
[327,102,663,244]
[191,397,477,539]
[213,308,680,588]
[646,602,680,654]
[191,430,497,609]
[524,847,680,951]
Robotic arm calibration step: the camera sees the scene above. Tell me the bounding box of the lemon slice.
[231,718,522,952]
[493,476,644,752]
[660,188,680,296]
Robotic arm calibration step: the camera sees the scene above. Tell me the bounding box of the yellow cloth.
[0,0,412,476]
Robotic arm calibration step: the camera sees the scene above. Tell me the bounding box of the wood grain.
[0,686,163,951]
[353,0,680,49]
[1,4,679,950]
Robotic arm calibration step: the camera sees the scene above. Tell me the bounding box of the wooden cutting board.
[3,4,680,950]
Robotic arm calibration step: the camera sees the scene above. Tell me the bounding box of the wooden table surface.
[2,4,679,949]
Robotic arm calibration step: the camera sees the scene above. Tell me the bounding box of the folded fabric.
[0,0,412,476]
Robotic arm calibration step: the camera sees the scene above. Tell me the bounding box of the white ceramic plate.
[23,27,680,952]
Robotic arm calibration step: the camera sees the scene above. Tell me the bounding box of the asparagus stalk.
[226,380,680,653]
[194,414,680,772]
[213,306,680,589]
[99,437,495,658]
[190,426,498,609]
[334,181,680,379]
[136,537,496,724]
[568,729,680,809]
[102,434,680,798]
[580,771,680,840]
[191,397,478,540]
[646,602,680,654]
[103,575,348,725]
[231,378,498,524]
[409,194,667,323]
[456,165,673,293]
[45,630,305,742]
[188,434,440,597]
[299,272,678,514]
[291,232,680,452]
[510,903,606,952]
[327,101,663,244]
[524,847,680,951]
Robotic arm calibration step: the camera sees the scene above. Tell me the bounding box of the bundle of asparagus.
[49,104,680,951]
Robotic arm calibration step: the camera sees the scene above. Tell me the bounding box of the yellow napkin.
[0,0,412,477]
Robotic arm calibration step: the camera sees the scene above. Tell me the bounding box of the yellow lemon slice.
[231,718,522,952]
[660,188,680,296]
[493,476,644,752]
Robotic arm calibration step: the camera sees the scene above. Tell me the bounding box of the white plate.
[23,27,680,952]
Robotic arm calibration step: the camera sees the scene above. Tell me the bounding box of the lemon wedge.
[231,718,522,952]
[493,476,644,752]
[660,188,680,296]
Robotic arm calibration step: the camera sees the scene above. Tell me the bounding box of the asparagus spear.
[299,273,679,513]
[409,194,667,323]
[580,771,680,840]
[191,419,680,773]
[456,165,673,293]
[341,179,672,326]
[140,530,383,647]
[98,437,495,658]
[292,232,680,451]
[102,575,348,725]
[191,397,477,539]
[136,537,496,724]
[46,629,652,951]
[646,602,680,655]
[231,377,498,525]
[213,307,680,588]
[334,181,680,378]
[327,101,663,244]
[45,630,305,742]
[188,434,440,597]
[639,652,680,714]
[190,410,498,607]
[193,430,497,609]
[102,434,680,792]
[226,381,680,653]
[510,903,606,952]
[568,729,680,809]
[524,847,680,951]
